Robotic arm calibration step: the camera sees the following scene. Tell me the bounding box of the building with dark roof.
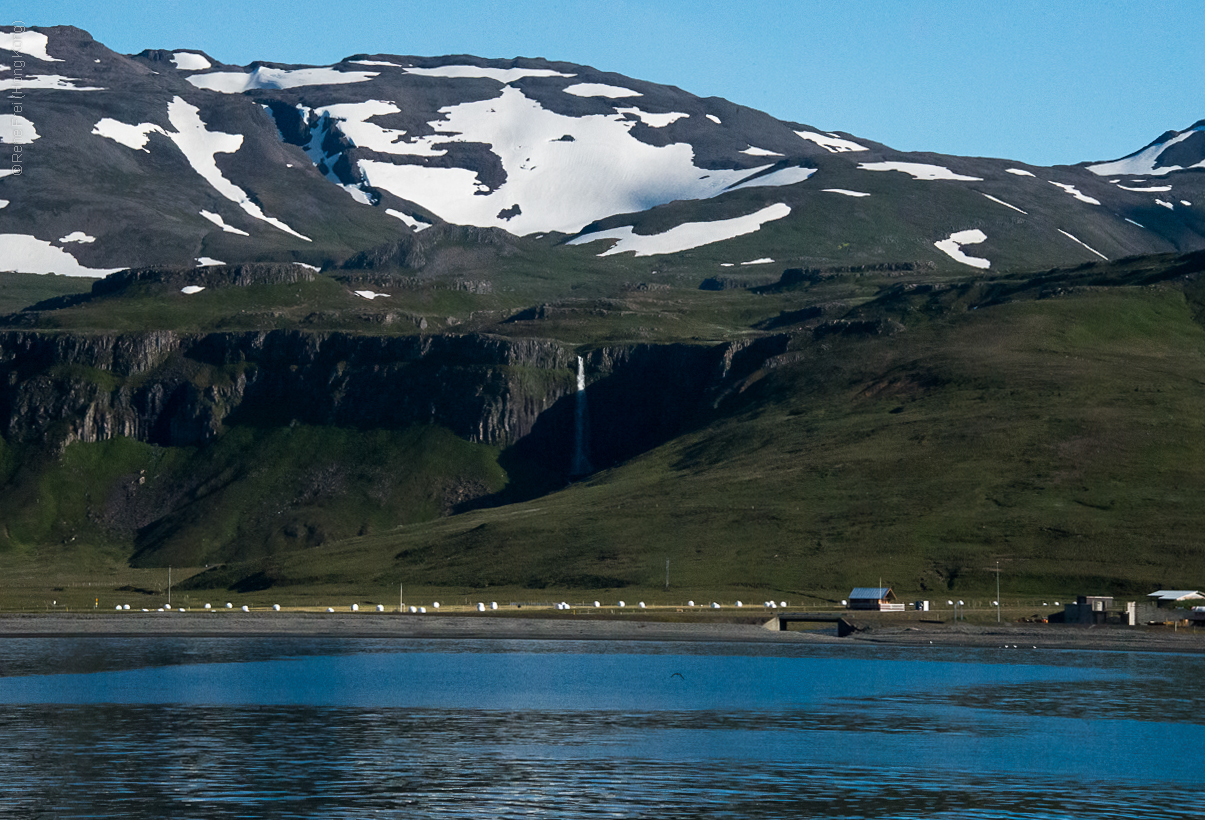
[847,587,897,611]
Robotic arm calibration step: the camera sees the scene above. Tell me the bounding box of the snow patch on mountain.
[1086,128,1205,177]
[1058,229,1107,260]
[706,115,721,125]
[314,100,423,154]
[934,229,990,269]
[354,85,772,234]
[1006,168,1035,177]
[859,162,982,181]
[294,99,442,205]
[181,285,205,294]
[725,166,816,192]
[354,290,390,300]
[187,66,378,93]
[823,188,870,197]
[1156,199,1174,210]
[795,130,867,153]
[615,107,688,128]
[564,83,641,98]
[351,60,406,68]
[0,234,124,276]
[1048,181,1100,205]
[100,97,311,240]
[568,202,791,257]
[171,52,211,71]
[386,209,432,231]
[741,146,783,157]
[405,66,573,83]
[92,118,167,151]
[195,257,225,266]
[271,104,374,205]
[165,98,311,240]
[1117,184,1172,192]
[1,31,63,62]
[200,210,250,236]
[980,193,1027,215]
[0,201,8,209]
[1125,218,1146,228]
[0,114,38,143]
[741,257,774,265]
[58,231,95,243]
[0,75,104,92]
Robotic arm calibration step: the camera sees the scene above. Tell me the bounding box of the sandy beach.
[1,611,1203,653]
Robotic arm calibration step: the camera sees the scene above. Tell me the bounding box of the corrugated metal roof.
[1148,590,1203,600]
[849,587,891,599]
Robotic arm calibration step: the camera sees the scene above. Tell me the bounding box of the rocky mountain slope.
[2,25,1203,280]
[3,25,1205,599]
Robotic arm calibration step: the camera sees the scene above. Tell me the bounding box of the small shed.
[848,587,896,611]
[1147,590,1205,608]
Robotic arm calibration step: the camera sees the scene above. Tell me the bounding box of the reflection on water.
[0,638,1201,819]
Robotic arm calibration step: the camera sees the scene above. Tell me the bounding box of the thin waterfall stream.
[570,355,592,476]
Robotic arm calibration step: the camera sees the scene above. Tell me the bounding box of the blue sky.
[22,0,1205,166]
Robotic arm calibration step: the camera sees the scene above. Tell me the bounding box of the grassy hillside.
[173,254,1205,602]
[0,272,94,315]
[3,250,1205,608]
[0,424,508,567]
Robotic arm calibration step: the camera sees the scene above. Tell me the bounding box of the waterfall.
[570,355,593,476]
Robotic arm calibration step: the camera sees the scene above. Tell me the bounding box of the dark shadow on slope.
[458,337,793,513]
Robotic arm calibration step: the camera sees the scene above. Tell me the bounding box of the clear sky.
[19,0,1205,167]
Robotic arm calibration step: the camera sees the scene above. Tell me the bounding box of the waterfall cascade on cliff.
[570,356,593,476]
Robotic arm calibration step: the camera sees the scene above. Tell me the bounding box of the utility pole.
[168,566,172,607]
[399,583,403,613]
[665,559,669,591]
[996,560,1001,624]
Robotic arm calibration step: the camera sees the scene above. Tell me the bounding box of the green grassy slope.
[222,264,1205,601]
[0,425,508,571]
[4,250,1205,604]
[0,272,94,315]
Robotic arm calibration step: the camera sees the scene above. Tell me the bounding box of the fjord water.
[0,637,1201,819]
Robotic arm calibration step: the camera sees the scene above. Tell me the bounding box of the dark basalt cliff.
[0,329,791,473]
[0,331,572,450]
[0,325,791,566]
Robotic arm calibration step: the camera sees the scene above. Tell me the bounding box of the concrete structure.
[1059,597,1158,626]
[1062,595,1114,625]
[762,612,860,637]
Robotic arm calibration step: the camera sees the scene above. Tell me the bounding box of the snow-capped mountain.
[2,25,1204,277]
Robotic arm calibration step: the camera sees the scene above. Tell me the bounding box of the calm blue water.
[0,637,1200,818]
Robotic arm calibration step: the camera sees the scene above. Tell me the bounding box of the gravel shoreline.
[0,612,825,644]
[2,612,1203,653]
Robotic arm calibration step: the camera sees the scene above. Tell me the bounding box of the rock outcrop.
[0,331,575,449]
[1,329,792,471]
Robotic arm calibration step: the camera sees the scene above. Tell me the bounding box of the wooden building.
[847,587,899,611]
